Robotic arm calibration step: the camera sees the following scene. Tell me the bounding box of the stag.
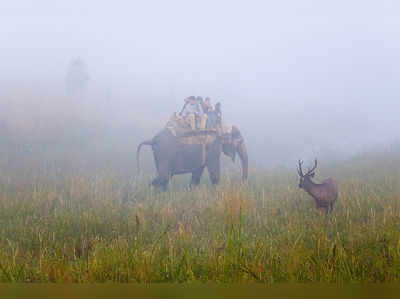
[297,159,338,212]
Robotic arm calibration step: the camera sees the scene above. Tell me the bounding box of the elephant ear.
[231,138,244,163]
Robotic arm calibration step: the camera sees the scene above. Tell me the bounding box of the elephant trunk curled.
[231,126,248,181]
[238,142,248,181]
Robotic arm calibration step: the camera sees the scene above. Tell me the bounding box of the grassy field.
[0,149,400,283]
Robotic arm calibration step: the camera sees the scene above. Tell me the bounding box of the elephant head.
[221,126,248,181]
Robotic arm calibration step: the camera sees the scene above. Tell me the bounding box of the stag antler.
[297,159,304,177]
[306,159,318,175]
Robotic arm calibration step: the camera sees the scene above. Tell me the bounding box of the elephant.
[136,126,248,190]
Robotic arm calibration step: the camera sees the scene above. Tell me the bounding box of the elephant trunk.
[237,142,248,181]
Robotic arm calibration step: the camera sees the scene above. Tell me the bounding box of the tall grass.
[0,151,400,283]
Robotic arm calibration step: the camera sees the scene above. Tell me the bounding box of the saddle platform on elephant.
[182,129,217,137]
[165,114,219,146]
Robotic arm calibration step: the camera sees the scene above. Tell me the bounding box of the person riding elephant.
[201,98,221,129]
[196,96,208,129]
[180,96,209,130]
[203,97,213,112]
[179,96,198,130]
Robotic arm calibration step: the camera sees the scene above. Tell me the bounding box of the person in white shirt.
[181,96,201,130]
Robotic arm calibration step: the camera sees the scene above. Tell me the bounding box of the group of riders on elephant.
[137,96,248,190]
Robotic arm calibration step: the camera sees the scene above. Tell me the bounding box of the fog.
[1,1,399,175]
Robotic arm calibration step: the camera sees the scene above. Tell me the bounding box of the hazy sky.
[2,1,399,85]
[1,1,400,166]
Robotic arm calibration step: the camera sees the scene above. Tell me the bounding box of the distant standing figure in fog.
[66,57,90,100]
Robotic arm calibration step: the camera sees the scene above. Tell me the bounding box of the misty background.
[1,1,399,178]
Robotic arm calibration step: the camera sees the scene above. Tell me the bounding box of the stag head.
[297,159,317,188]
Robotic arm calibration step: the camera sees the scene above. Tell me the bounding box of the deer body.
[297,159,338,212]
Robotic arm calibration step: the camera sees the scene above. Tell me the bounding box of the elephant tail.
[136,140,153,174]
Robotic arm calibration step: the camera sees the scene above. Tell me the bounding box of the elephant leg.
[207,158,220,185]
[208,166,220,185]
[151,161,170,191]
[190,166,205,187]
[205,141,221,186]
[151,176,168,191]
